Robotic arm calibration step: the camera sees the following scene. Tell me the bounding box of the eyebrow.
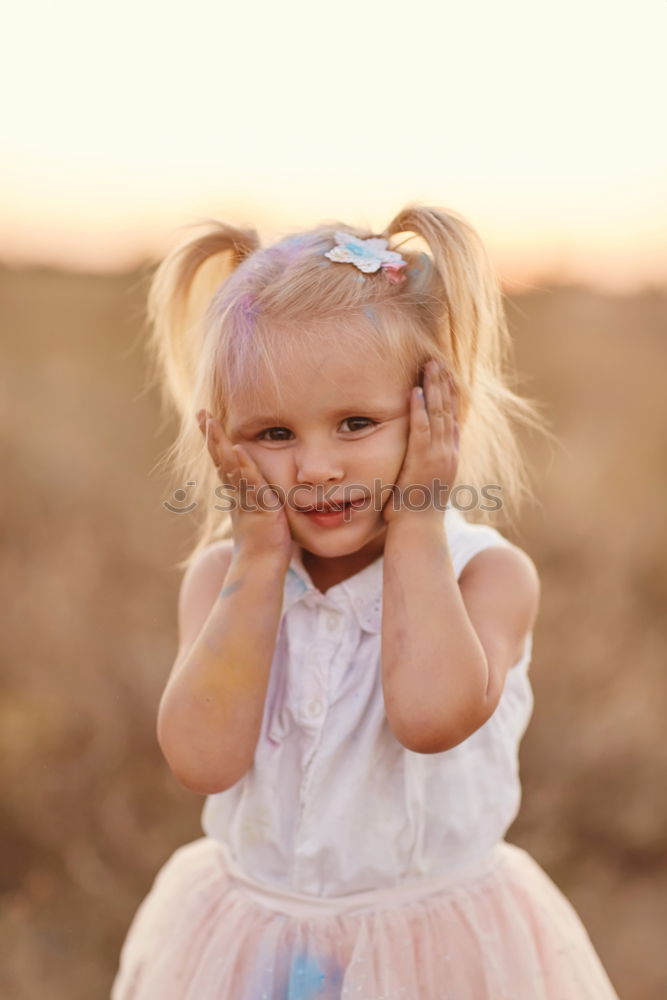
[236,404,399,432]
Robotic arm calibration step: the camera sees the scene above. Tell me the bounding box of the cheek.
[362,424,408,478]
[379,417,409,456]
[243,445,285,484]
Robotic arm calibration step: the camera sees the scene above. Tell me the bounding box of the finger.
[410,384,431,442]
[432,364,458,445]
[231,444,261,484]
[209,418,236,464]
[198,417,218,465]
[234,443,279,496]
[443,370,458,419]
[206,419,240,488]
[428,360,447,419]
[234,446,280,497]
[204,419,224,469]
[423,360,448,440]
[212,420,234,464]
[442,370,460,449]
[232,445,283,511]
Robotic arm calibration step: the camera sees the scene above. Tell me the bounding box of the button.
[326,613,340,632]
[306,699,323,718]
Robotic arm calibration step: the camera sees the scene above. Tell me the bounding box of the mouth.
[297,497,367,514]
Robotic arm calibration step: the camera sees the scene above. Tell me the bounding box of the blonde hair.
[145,205,551,570]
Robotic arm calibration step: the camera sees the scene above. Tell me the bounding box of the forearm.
[381,517,489,753]
[157,550,287,793]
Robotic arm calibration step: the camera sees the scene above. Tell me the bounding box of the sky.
[2,0,665,290]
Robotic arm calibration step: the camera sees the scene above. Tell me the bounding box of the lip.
[298,497,367,524]
[295,495,367,513]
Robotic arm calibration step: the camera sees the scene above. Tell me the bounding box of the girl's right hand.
[197,410,293,568]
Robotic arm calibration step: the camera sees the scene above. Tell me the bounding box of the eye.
[255,417,376,442]
[256,427,292,442]
[341,417,376,432]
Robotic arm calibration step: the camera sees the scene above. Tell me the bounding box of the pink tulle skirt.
[111,836,620,999]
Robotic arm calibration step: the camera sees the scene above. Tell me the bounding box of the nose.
[294,441,344,490]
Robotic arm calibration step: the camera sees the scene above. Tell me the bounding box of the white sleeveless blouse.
[201,506,534,896]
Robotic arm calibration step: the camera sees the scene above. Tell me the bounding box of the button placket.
[293,677,330,887]
[297,605,341,725]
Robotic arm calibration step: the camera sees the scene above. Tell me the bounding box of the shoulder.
[449,510,539,603]
[459,542,540,626]
[182,538,235,585]
[176,539,235,654]
[459,541,539,592]
[458,543,540,708]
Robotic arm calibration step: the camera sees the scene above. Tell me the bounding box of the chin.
[292,520,385,558]
[293,528,362,553]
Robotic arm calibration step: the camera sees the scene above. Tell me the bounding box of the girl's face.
[224,330,414,577]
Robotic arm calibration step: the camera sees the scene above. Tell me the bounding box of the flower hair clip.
[324,232,407,285]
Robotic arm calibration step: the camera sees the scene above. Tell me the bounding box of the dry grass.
[1,265,665,998]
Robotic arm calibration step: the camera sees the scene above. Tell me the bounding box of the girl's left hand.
[383,358,460,527]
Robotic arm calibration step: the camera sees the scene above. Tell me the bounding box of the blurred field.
[1,264,665,999]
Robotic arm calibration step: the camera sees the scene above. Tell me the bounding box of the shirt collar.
[283,539,384,634]
[281,507,463,635]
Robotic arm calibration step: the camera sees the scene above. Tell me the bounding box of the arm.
[157,542,288,795]
[381,518,540,754]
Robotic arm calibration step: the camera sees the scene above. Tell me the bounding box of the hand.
[197,410,293,567]
[383,358,460,527]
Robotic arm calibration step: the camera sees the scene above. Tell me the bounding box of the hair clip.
[325,232,407,284]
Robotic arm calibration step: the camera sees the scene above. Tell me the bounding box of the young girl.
[112,206,620,998]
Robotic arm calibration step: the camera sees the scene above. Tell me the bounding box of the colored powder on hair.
[263,245,286,264]
[282,234,309,257]
[236,293,260,333]
[363,304,378,327]
[239,293,256,315]
[263,235,308,266]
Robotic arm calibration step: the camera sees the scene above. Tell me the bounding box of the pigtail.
[146,221,260,417]
[385,205,505,385]
[144,221,260,570]
[385,205,554,532]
